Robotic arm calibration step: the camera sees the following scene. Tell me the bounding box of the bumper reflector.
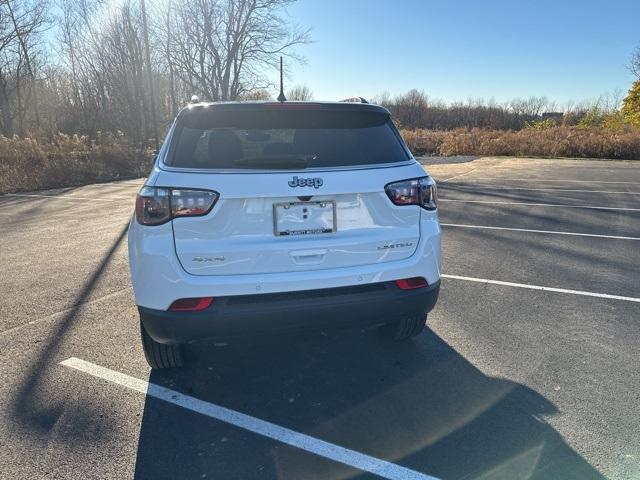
[169,297,214,312]
[395,277,429,290]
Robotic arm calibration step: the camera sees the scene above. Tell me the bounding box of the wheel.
[140,320,184,369]
[379,315,426,341]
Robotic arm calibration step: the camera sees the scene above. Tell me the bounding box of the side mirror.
[151,153,158,163]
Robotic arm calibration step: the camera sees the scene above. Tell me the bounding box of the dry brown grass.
[0,133,152,193]
[401,126,640,160]
[2,127,639,193]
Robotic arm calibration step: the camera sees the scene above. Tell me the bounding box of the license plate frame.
[273,201,337,236]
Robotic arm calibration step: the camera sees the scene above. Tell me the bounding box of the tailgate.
[162,166,422,275]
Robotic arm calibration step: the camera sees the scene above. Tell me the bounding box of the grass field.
[0,134,152,193]
[1,126,639,193]
[401,126,640,159]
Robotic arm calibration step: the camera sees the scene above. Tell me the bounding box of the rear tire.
[140,320,184,369]
[379,315,426,341]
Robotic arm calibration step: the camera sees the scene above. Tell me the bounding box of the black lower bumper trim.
[139,280,440,344]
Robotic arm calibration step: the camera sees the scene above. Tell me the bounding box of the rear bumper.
[139,280,440,344]
[128,211,441,311]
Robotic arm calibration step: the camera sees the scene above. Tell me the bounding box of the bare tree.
[54,0,104,133]
[0,5,18,135]
[164,0,309,101]
[157,0,177,117]
[239,88,272,100]
[101,3,149,139]
[371,90,391,108]
[0,0,48,135]
[1,0,312,139]
[286,83,312,100]
[4,0,47,129]
[391,89,428,128]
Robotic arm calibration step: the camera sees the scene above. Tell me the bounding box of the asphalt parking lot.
[1,156,639,480]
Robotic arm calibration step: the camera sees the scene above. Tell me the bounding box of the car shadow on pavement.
[133,328,604,480]
[8,223,129,437]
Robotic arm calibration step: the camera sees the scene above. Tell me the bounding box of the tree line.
[0,0,309,142]
[1,0,638,145]
[373,89,633,131]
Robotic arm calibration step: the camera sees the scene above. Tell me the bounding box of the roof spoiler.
[340,96,369,104]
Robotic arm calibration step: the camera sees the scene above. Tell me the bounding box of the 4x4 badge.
[288,176,323,189]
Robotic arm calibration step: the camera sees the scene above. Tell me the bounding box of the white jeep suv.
[128,101,441,368]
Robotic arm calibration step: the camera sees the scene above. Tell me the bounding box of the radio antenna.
[277,56,287,102]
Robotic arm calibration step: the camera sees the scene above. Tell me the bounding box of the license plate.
[273,201,336,236]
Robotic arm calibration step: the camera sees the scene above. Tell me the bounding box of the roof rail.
[340,96,369,104]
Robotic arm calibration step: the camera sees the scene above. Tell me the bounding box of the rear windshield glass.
[167,108,410,170]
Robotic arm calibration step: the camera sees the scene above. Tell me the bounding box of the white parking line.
[441,223,640,241]
[439,199,640,212]
[441,185,640,195]
[60,357,439,480]
[441,274,640,303]
[441,167,479,182]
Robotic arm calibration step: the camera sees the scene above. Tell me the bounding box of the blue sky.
[281,0,640,105]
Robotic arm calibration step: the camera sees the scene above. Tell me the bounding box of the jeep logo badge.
[288,176,323,189]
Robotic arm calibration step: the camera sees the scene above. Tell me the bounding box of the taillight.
[135,187,171,225]
[385,177,437,210]
[171,189,218,217]
[135,187,218,226]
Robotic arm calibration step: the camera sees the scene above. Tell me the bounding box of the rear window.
[167,107,410,170]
